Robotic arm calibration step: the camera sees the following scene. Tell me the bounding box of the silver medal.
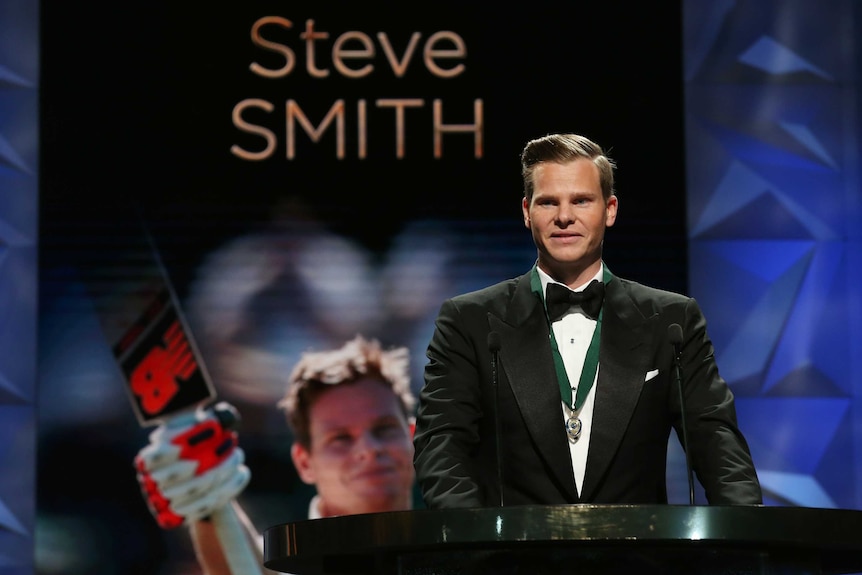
[566,415,582,442]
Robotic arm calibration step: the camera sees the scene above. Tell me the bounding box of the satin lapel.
[580,278,655,501]
[489,273,578,502]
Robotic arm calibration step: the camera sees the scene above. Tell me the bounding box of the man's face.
[290,378,415,517]
[523,158,617,285]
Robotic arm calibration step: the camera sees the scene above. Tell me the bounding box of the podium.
[264,505,862,575]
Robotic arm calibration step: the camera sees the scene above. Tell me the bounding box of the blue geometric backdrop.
[0,1,38,574]
[684,0,861,509]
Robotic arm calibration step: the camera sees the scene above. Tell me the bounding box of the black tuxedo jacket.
[413,268,762,508]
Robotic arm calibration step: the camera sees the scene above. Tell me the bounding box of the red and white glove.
[134,401,251,529]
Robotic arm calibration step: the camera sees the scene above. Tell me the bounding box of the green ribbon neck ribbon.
[531,264,613,411]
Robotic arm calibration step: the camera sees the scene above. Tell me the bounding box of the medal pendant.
[566,415,582,442]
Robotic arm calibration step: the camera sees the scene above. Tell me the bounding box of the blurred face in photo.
[290,378,415,516]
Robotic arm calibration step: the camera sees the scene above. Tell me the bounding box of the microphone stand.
[488,332,504,507]
[669,324,695,505]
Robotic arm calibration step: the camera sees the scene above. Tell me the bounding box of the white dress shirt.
[536,265,604,495]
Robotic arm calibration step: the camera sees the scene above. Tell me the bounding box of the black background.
[38,2,687,573]
[40,1,687,297]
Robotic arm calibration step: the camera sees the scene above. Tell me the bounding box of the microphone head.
[667,323,683,346]
[487,331,501,352]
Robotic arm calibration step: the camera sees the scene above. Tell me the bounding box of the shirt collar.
[307,494,323,520]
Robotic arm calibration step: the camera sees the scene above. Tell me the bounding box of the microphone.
[668,323,695,505]
[487,331,504,507]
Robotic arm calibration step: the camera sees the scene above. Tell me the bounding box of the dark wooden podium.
[264,505,862,575]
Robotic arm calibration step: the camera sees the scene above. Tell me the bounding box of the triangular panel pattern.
[779,121,838,168]
[765,244,848,393]
[0,66,31,88]
[0,135,31,174]
[739,36,832,79]
[0,3,38,574]
[719,251,811,384]
[0,406,34,543]
[734,397,849,477]
[685,0,860,510]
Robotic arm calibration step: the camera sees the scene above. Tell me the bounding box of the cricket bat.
[89,216,264,575]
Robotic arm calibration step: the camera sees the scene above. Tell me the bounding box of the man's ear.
[605,195,618,227]
[291,442,316,485]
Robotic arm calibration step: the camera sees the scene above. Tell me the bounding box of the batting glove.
[134,402,251,529]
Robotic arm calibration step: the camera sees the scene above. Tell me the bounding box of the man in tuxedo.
[412,133,762,508]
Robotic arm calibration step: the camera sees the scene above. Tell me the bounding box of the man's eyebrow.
[373,417,401,425]
[315,420,349,433]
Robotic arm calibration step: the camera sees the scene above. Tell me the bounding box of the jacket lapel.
[489,272,579,502]
[579,277,655,500]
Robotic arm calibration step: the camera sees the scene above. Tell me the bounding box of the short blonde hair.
[521,133,616,202]
[277,335,416,446]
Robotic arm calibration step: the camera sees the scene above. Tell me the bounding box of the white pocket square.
[645,369,659,382]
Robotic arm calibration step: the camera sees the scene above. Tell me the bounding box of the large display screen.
[38,3,689,573]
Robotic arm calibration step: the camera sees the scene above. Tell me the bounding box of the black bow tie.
[545,280,605,322]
